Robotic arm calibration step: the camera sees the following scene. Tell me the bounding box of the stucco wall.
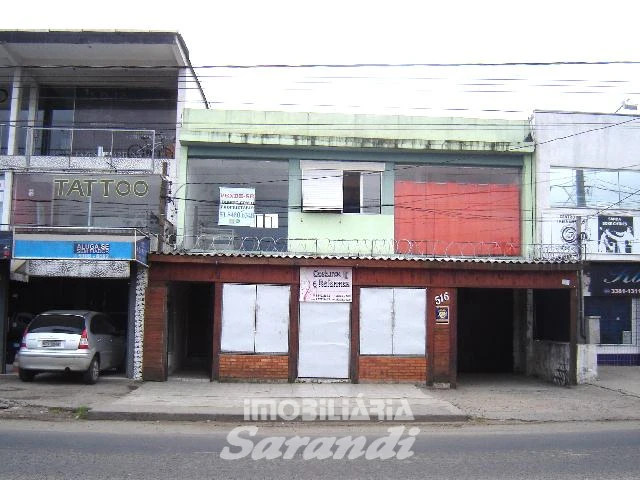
[531,340,570,384]
[287,212,395,255]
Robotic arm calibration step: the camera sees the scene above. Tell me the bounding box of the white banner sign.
[300,267,352,302]
[219,187,255,226]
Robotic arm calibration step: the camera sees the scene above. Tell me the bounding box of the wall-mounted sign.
[13,232,148,264]
[435,306,450,324]
[588,263,640,296]
[597,215,635,254]
[219,187,255,227]
[12,173,161,232]
[300,267,352,302]
[54,178,150,198]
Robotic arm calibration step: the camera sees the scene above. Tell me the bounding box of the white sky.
[4,0,640,119]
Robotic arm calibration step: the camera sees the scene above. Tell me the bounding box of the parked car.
[18,310,125,384]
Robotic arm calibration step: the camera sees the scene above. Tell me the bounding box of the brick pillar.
[143,282,168,381]
[429,288,457,387]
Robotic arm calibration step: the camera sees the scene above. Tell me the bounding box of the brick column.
[429,288,457,387]
[142,281,168,381]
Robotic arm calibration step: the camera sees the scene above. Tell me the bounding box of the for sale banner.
[218,187,255,227]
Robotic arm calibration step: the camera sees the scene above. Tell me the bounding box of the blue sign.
[14,239,134,260]
[589,263,640,296]
[135,237,150,266]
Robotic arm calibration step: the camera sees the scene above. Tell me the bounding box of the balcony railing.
[0,125,175,160]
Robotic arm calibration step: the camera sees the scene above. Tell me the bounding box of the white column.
[6,68,22,155]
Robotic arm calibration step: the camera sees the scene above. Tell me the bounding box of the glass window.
[585,297,633,345]
[618,171,640,209]
[584,169,620,207]
[185,158,289,251]
[302,167,382,214]
[33,87,177,157]
[342,171,361,213]
[0,85,10,154]
[550,167,640,210]
[12,173,162,232]
[549,168,578,207]
[28,314,85,334]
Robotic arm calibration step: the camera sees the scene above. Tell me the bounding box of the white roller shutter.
[302,169,342,211]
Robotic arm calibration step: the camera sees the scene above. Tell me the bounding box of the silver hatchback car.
[18,310,125,384]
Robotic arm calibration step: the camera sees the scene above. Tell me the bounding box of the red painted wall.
[394,181,521,256]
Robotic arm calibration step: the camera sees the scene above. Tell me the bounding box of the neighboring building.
[534,110,640,367]
[143,109,580,386]
[0,30,207,376]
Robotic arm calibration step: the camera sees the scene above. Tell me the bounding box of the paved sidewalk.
[1,366,639,423]
[427,367,640,423]
[87,381,466,422]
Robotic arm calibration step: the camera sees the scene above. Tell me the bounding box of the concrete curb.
[85,409,470,423]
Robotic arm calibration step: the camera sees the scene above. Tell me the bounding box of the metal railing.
[0,125,175,160]
[172,234,580,262]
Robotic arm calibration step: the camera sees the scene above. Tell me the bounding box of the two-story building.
[534,110,640,367]
[143,109,582,386]
[0,30,207,377]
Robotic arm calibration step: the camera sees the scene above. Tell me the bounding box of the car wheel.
[83,357,100,384]
[18,368,35,382]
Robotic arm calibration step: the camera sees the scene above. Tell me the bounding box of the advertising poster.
[598,215,635,253]
[218,187,255,227]
[300,267,352,302]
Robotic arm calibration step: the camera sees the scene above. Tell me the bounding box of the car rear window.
[28,315,85,334]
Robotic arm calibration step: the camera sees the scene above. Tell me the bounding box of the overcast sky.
[4,0,640,118]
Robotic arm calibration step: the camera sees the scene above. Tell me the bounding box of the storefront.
[7,172,160,377]
[143,253,580,385]
[586,263,640,365]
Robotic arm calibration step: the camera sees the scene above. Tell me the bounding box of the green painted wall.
[288,212,395,255]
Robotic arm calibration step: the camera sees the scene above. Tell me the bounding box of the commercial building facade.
[0,30,207,376]
[534,110,640,366]
[143,109,581,385]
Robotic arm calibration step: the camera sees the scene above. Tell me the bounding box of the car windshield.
[28,315,85,334]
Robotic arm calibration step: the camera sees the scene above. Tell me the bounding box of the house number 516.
[434,292,450,305]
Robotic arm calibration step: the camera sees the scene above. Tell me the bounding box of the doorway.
[457,288,514,373]
[167,282,213,377]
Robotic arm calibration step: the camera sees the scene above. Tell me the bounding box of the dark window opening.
[533,289,570,342]
[343,171,361,213]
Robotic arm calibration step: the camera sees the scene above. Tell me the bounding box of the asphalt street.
[1,420,639,479]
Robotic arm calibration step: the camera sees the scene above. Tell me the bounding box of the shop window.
[585,296,634,345]
[221,284,290,353]
[359,287,426,355]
